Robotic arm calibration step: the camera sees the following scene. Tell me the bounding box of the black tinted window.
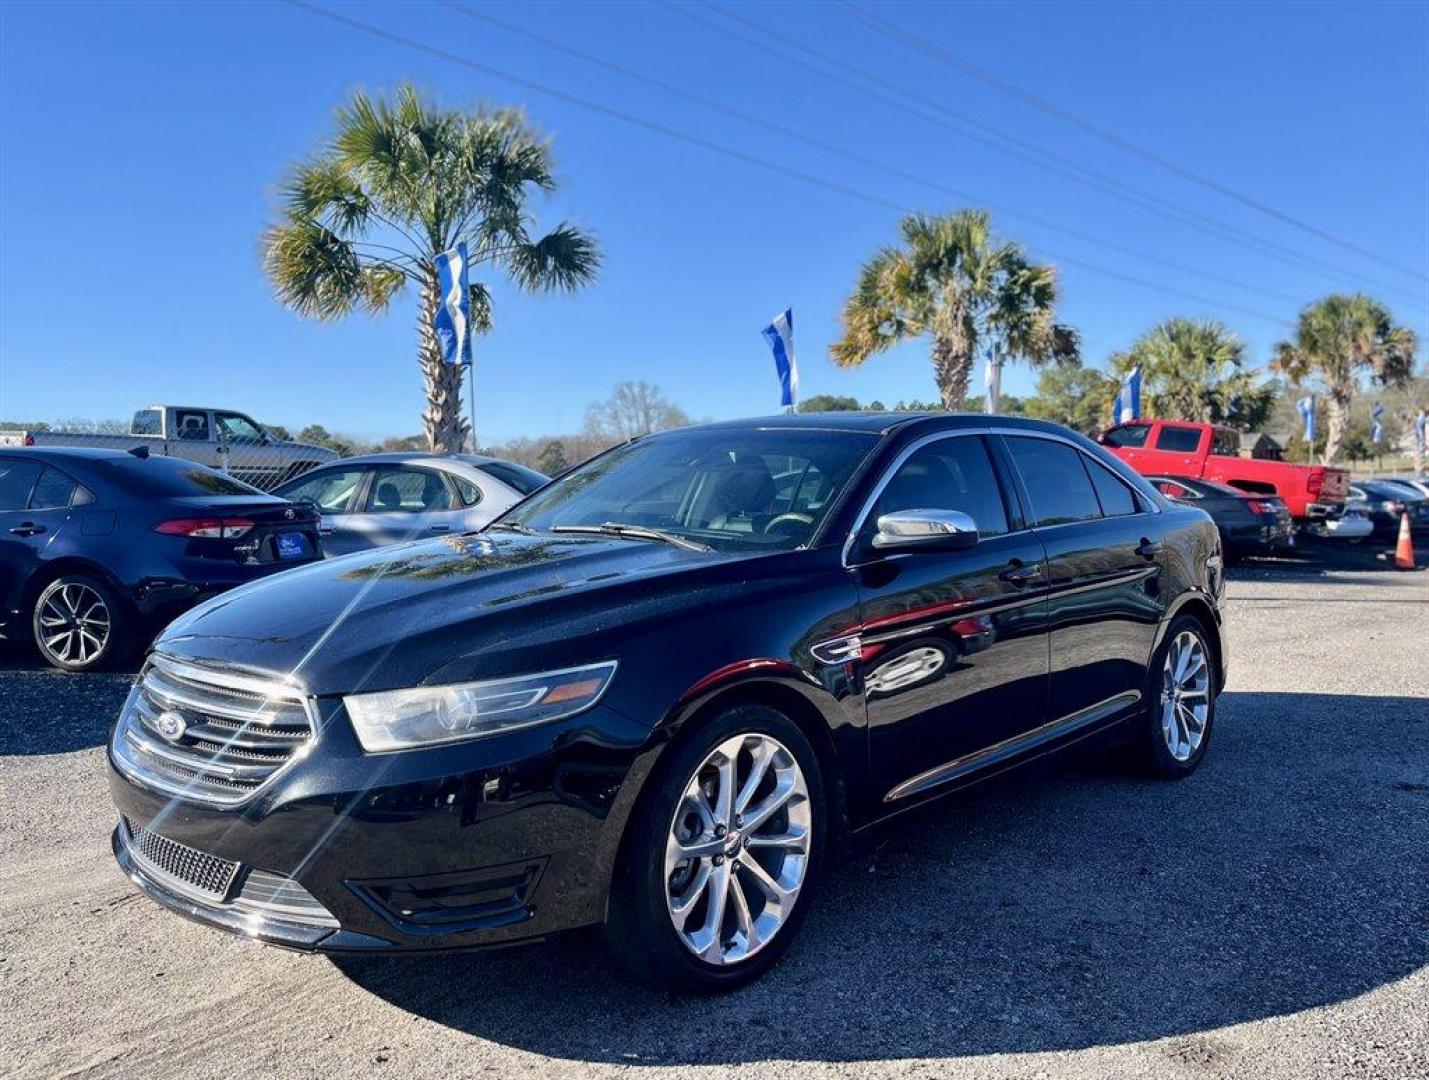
[1006,437,1102,526]
[30,467,78,510]
[873,437,1009,536]
[1085,456,1138,516]
[0,459,42,511]
[96,457,260,497]
[1155,426,1202,453]
[1102,425,1150,448]
[478,460,547,495]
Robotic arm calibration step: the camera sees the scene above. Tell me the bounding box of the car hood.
[157,531,735,695]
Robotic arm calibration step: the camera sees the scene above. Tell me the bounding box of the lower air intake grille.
[123,817,240,903]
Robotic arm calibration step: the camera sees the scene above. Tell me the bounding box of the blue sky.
[1,0,1425,443]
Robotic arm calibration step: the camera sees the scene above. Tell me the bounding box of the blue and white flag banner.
[434,243,471,367]
[1297,394,1316,442]
[1416,411,1427,455]
[1372,402,1385,445]
[761,308,798,409]
[984,358,1001,415]
[1113,366,1142,424]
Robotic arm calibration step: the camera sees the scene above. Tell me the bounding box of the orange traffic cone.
[1394,511,1417,570]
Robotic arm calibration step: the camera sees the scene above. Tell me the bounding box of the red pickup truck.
[1099,420,1349,521]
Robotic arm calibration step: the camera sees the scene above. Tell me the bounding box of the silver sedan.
[273,452,548,556]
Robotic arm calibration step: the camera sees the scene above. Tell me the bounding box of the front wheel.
[605,704,825,993]
[32,575,132,672]
[1133,615,1216,778]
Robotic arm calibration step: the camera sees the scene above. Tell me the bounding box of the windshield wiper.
[552,522,713,553]
[486,520,537,535]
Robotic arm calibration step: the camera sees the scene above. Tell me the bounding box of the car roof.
[0,446,144,462]
[674,412,1078,437]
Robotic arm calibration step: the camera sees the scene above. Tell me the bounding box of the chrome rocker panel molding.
[884,690,1143,802]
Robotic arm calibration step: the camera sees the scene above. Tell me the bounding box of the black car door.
[850,433,1052,807]
[0,460,76,629]
[999,435,1166,726]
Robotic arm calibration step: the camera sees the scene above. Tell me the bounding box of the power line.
[832,0,1428,285]
[282,0,1295,331]
[683,0,1426,309]
[445,0,1303,308]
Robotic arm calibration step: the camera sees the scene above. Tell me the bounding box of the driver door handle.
[998,560,1043,587]
[9,523,46,537]
[1136,537,1162,560]
[428,524,453,534]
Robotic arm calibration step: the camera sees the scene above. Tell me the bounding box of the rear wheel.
[1133,615,1216,778]
[32,575,132,672]
[605,704,825,992]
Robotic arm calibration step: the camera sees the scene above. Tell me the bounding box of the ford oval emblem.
[155,709,188,743]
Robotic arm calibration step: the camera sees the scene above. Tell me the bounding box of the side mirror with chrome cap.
[871,508,979,554]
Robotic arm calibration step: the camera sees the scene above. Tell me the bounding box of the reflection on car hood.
[157,531,728,695]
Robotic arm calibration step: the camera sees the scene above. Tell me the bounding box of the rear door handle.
[428,524,453,533]
[8,523,46,537]
[1136,537,1162,560]
[998,560,1043,587]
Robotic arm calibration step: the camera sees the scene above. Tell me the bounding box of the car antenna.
[127,445,150,459]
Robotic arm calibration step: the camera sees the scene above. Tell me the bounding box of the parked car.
[1146,475,1292,562]
[1346,479,1429,538]
[1100,419,1349,521]
[271,452,547,556]
[1384,475,1429,500]
[108,413,1226,992]
[1317,504,1374,542]
[0,405,338,491]
[0,448,321,671]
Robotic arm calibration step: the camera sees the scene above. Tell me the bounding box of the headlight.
[344,661,618,753]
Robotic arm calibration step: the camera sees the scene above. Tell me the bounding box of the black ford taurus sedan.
[108,413,1226,992]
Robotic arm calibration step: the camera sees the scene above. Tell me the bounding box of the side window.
[1083,455,1139,517]
[174,410,210,441]
[1156,480,1193,499]
[365,467,456,513]
[1211,428,1240,457]
[215,413,264,443]
[1102,424,1150,449]
[0,459,42,511]
[29,466,79,510]
[1155,426,1202,453]
[1005,437,1102,526]
[453,476,483,507]
[872,437,1009,537]
[280,468,365,514]
[131,409,162,436]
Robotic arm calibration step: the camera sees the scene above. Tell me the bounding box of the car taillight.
[155,517,255,539]
[1246,500,1274,514]
[1307,471,1323,495]
[23,434,35,446]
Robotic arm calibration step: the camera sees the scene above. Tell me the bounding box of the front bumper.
[107,699,659,953]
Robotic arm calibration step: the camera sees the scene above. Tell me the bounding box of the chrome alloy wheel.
[664,733,812,965]
[1160,629,1210,762]
[37,582,111,666]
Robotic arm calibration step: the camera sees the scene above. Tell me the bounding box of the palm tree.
[831,210,1071,409]
[1110,318,1272,427]
[263,85,599,452]
[1270,294,1418,463]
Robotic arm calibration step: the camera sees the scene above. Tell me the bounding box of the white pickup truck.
[0,405,339,490]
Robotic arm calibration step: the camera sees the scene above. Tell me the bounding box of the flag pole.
[466,360,477,452]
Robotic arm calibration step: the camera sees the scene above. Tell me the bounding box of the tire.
[1132,615,1217,779]
[31,574,133,672]
[604,704,826,993]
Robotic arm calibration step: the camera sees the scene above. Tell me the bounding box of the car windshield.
[505,427,878,552]
[93,456,262,497]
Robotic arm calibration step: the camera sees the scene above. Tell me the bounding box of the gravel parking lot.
[1,545,1425,1079]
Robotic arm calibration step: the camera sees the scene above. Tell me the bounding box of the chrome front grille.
[112,653,316,806]
[122,817,240,902]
